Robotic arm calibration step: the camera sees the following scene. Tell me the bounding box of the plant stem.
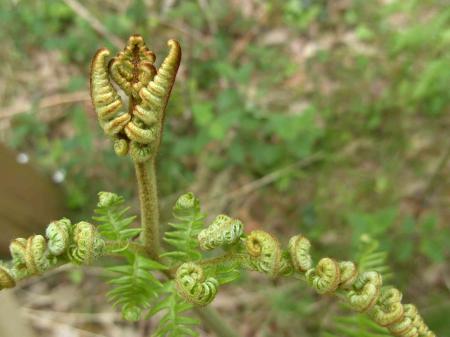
[104,241,148,256]
[135,160,160,258]
[194,306,242,337]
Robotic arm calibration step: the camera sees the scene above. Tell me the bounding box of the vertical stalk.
[135,159,160,258]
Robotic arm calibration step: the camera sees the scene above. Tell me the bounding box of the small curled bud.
[25,235,50,275]
[69,222,105,264]
[288,235,312,272]
[338,261,358,289]
[306,258,340,294]
[245,230,282,277]
[46,218,72,256]
[404,304,435,337]
[173,193,200,217]
[97,191,122,208]
[198,214,243,250]
[388,315,415,337]
[122,305,142,322]
[113,137,129,156]
[347,271,382,312]
[175,262,219,306]
[368,287,404,327]
[9,238,27,266]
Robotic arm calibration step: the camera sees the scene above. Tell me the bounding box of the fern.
[93,191,141,243]
[149,281,199,337]
[107,251,167,321]
[323,315,392,337]
[161,193,205,263]
[357,234,393,281]
[322,235,394,337]
[92,192,166,321]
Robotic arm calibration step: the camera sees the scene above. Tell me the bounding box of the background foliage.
[0,0,448,336]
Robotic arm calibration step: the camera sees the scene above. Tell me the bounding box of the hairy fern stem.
[135,160,160,258]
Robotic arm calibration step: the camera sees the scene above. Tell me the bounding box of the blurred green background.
[0,0,448,336]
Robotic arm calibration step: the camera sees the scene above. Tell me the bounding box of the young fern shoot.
[0,35,437,337]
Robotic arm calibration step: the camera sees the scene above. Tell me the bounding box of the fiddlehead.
[69,221,105,264]
[305,257,341,294]
[130,39,181,162]
[368,287,404,327]
[24,235,50,275]
[90,48,130,137]
[338,261,358,289]
[109,34,156,99]
[0,219,105,290]
[46,218,72,256]
[244,230,284,277]
[175,262,219,306]
[90,35,181,163]
[288,234,312,272]
[346,271,383,312]
[198,214,243,250]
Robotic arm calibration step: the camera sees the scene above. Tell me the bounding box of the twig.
[0,91,90,120]
[206,152,325,206]
[63,0,125,49]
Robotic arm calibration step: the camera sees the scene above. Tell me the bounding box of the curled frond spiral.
[198,214,243,250]
[25,235,50,275]
[288,234,312,272]
[89,36,181,162]
[69,221,105,264]
[305,257,341,294]
[245,230,283,277]
[175,262,219,306]
[402,304,436,337]
[1,218,106,290]
[46,218,72,256]
[130,39,181,162]
[347,271,382,312]
[109,35,156,98]
[338,261,358,289]
[368,287,404,327]
[90,48,130,136]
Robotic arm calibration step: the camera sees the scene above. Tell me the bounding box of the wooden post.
[0,143,66,255]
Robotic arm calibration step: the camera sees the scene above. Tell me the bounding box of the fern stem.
[194,306,242,337]
[104,241,148,256]
[135,160,161,258]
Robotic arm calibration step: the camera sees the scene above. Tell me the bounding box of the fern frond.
[106,251,166,321]
[161,193,205,263]
[149,281,199,337]
[357,234,393,281]
[93,192,141,244]
[323,314,392,337]
[321,235,395,337]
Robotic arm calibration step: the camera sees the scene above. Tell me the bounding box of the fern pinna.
[0,35,437,337]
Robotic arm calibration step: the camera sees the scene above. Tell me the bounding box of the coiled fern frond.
[90,35,181,162]
[0,219,105,291]
[322,236,427,337]
[175,262,219,306]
